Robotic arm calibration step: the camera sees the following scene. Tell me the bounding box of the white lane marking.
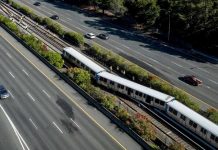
[110,39,130,49]
[42,90,51,98]
[206,86,211,89]
[7,90,14,99]
[52,122,63,134]
[145,62,153,67]
[9,72,15,78]
[171,61,183,68]
[27,92,35,102]
[29,118,38,130]
[198,67,210,73]
[167,131,171,134]
[0,105,30,150]
[208,79,218,84]
[6,52,12,58]
[22,69,29,76]
[148,57,159,63]
[66,17,72,21]
[70,118,81,129]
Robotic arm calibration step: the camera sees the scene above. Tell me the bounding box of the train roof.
[98,72,174,102]
[167,100,218,136]
[63,47,105,73]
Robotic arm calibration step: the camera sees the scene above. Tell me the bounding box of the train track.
[0,2,208,150]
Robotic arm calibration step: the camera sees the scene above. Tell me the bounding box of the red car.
[181,75,203,86]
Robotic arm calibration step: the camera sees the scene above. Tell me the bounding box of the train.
[62,47,218,149]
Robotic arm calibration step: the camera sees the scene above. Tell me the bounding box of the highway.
[12,0,218,109]
[0,34,130,150]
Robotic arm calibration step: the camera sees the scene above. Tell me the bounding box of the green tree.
[125,0,160,27]
[67,67,91,86]
[109,0,127,16]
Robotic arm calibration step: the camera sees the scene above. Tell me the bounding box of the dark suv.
[180,75,202,86]
[0,85,10,99]
[33,2,41,6]
[50,15,59,20]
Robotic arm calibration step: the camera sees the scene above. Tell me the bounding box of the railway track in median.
[0,2,207,150]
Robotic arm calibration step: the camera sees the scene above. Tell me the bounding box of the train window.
[200,128,207,134]
[90,70,95,75]
[138,92,142,97]
[160,101,165,106]
[215,137,218,143]
[110,81,114,85]
[193,123,197,128]
[118,84,121,88]
[180,114,186,121]
[211,134,215,140]
[155,99,159,104]
[173,109,177,116]
[135,91,139,95]
[189,120,193,126]
[189,120,197,128]
[169,107,173,113]
[100,77,104,81]
[121,85,124,89]
[103,78,107,82]
[147,95,152,101]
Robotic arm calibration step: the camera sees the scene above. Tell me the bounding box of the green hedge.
[64,31,84,47]
[0,15,64,69]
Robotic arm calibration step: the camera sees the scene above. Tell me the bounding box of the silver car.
[0,85,10,99]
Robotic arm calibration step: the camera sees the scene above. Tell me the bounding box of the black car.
[0,85,10,99]
[98,33,109,40]
[33,2,41,6]
[50,15,59,20]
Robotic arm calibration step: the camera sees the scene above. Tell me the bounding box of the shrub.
[169,142,185,150]
[64,32,84,47]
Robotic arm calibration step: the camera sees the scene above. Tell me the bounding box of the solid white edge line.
[27,92,35,102]
[52,122,63,134]
[9,71,15,78]
[70,118,81,130]
[29,118,38,130]
[0,104,30,150]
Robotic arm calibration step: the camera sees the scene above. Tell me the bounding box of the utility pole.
[168,10,171,41]
[167,0,171,41]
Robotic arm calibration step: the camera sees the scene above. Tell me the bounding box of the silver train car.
[62,47,218,149]
[62,47,105,76]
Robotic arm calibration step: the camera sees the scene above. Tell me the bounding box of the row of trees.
[64,0,218,54]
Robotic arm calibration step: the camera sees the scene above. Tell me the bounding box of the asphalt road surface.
[0,35,130,150]
[12,0,218,109]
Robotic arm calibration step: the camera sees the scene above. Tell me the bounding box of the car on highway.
[33,2,41,6]
[50,15,59,20]
[98,33,109,40]
[85,33,96,39]
[0,85,10,99]
[179,75,203,86]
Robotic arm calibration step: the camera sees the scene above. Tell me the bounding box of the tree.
[67,67,91,86]
[125,0,160,27]
[109,0,127,16]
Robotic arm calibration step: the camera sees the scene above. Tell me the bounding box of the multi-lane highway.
[0,33,136,149]
[12,0,218,108]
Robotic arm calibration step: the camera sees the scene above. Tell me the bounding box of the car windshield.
[0,88,7,94]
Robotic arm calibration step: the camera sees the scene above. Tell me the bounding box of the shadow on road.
[56,97,75,120]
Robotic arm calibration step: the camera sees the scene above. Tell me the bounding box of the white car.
[85,33,96,39]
